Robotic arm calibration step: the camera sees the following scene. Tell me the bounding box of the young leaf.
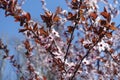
[99,20,108,27]
[109,22,117,30]
[67,12,76,20]
[27,65,34,72]
[14,15,21,22]
[53,14,60,22]
[39,27,49,37]
[40,15,47,22]
[81,16,85,21]
[43,76,47,80]
[24,40,30,49]
[68,26,74,33]
[25,12,31,21]
[90,12,98,20]
[67,12,73,20]
[105,32,112,38]
[109,49,114,53]
[92,37,97,43]
[84,44,90,49]
[19,28,27,33]
[33,23,38,31]
[100,7,111,22]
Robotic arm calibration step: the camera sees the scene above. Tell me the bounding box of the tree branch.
[70,35,102,80]
[64,24,76,62]
[105,49,120,65]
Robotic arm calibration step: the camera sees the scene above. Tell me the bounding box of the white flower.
[83,58,90,65]
[51,28,60,37]
[60,10,68,15]
[97,40,110,52]
[65,60,75,67]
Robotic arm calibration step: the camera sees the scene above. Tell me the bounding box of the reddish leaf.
[98,27,104,34]
[27,31,31,37]
[67,12,73,19]
[109,22,117,30]
[72,0,77,3]
[71,0,78,9]
[25,12,31,21]
[20,16,26,26]
[67,38,70,44]
[109,49,114,53]
[67,12,76,20]
[101,7,111,22]
[53,14,60,22]
[41,13,52,23]
[87,25,93,31]
[80,5,87,9]
[80,38,84,43]
[97,70,104,75]
[101,9,108,19]
[39,27,49,37]
[40,12,53,27]
[14,15,21,22]
[27,65,34,72]
[92,37,97,43]
[105,32,112,38]
[107,41,113,45]
[19,28,27,33]
[109,25,117,30]
[68,26,74,33]
[81,16,85,21]
[35,39,41,44]
[8,0,17,13]
[84,44,90,49]
[99,20,108,26]
[79,9,83,15]
[35,74,40,80]
[90,12,98,20]
[33,23,38,31]
[24,40,30,49]
[43,76,47,80]
[113,68,118,75]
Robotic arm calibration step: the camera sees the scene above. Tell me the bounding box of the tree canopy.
[0,0,120,80]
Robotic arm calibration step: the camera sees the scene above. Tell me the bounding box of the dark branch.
[70,35,103,80]
[105,49,120,65]
[64,24,76,62]
[97,59,100,71]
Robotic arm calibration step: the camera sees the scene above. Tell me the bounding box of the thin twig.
[64,0,83,63]
[70,35,102,80]
[64,24,76,62]
[97,59,100,71]
[69,49,90,80]
[105,49,120,65]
